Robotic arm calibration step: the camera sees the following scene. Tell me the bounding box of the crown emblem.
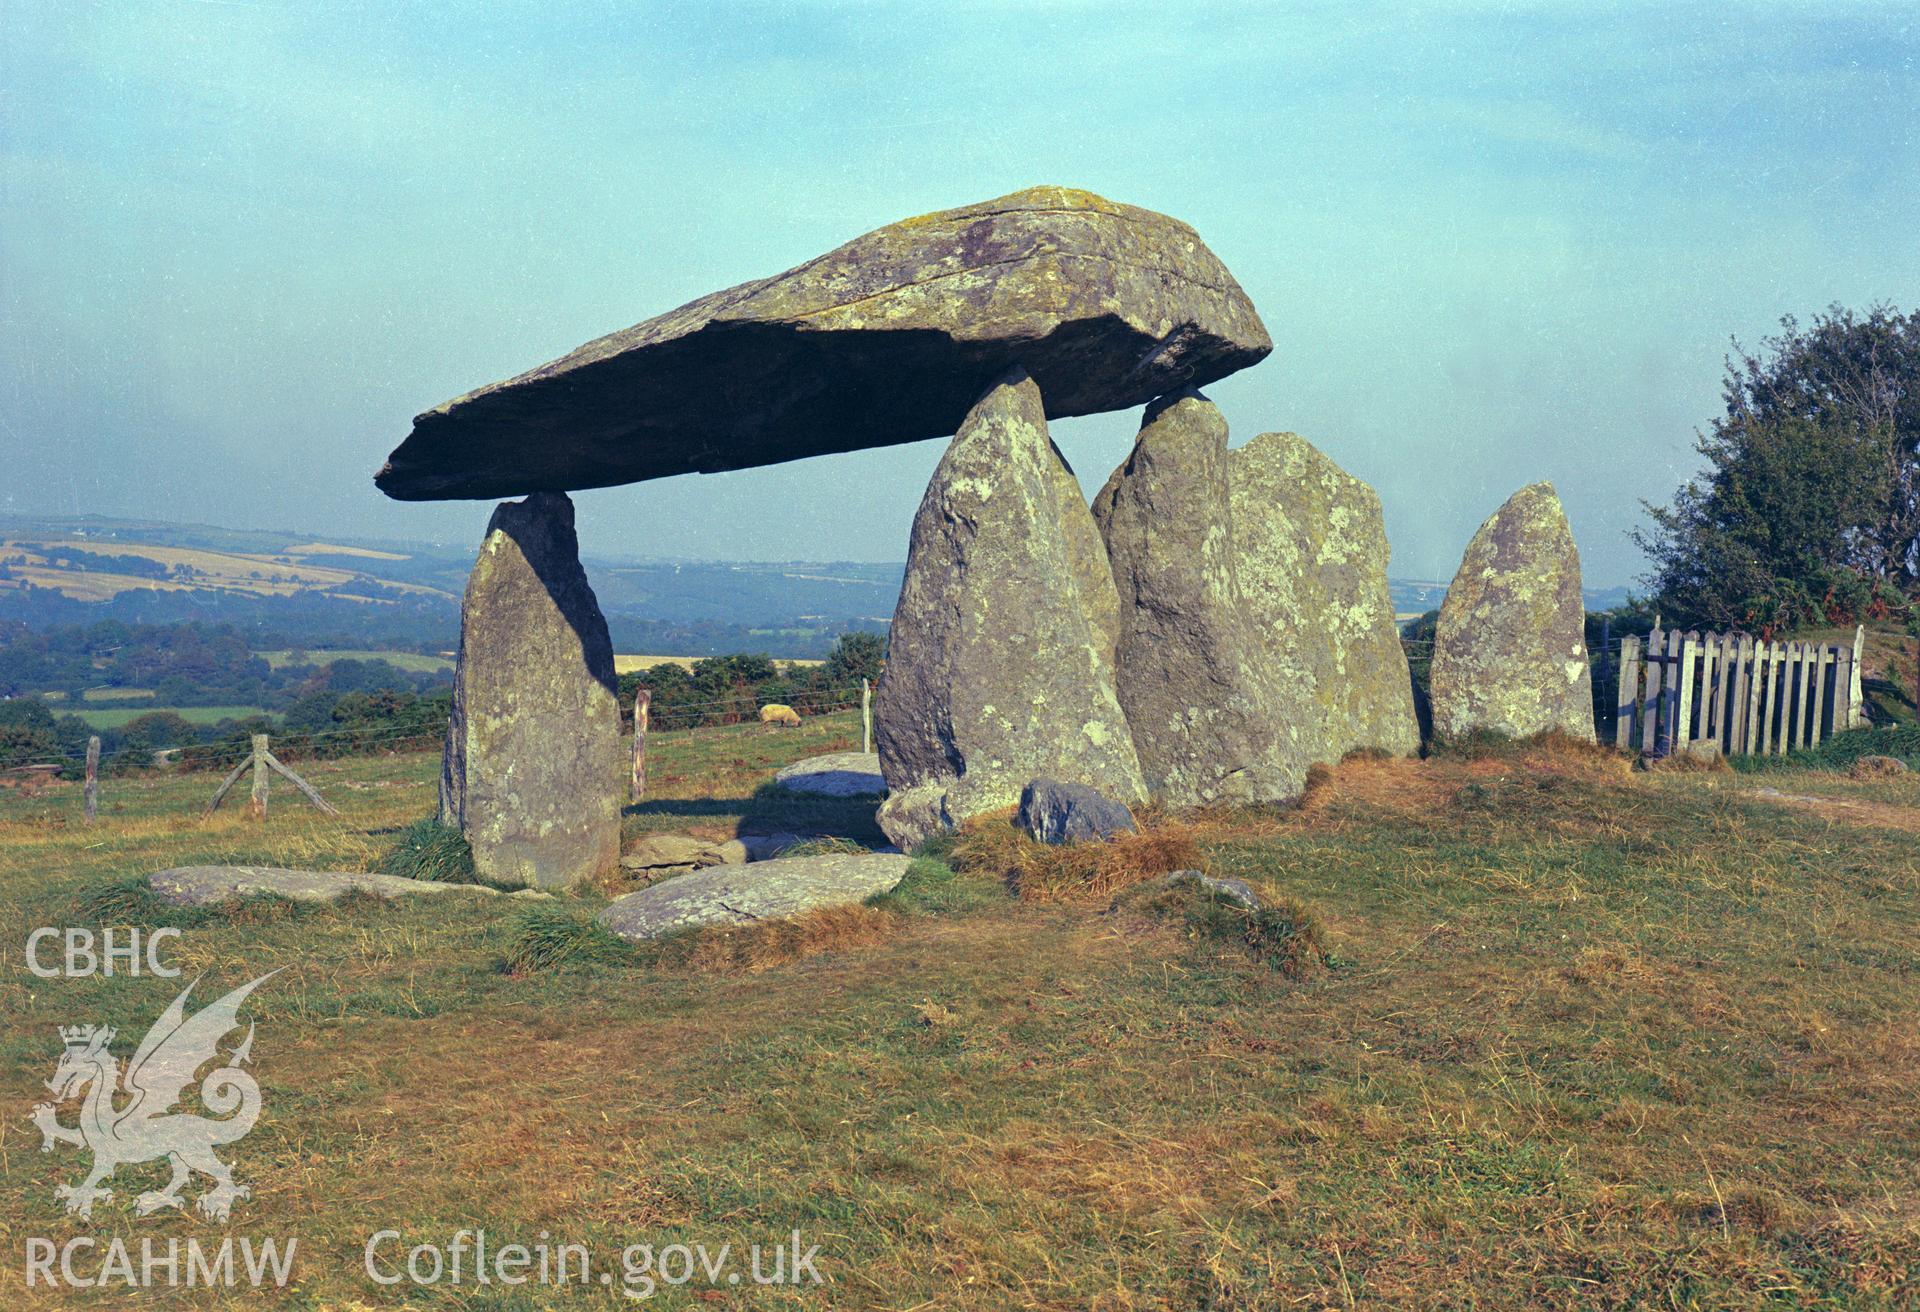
[58,1024,113,1048]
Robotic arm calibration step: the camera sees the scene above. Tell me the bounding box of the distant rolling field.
[613,654,823,674]
[67,704,274,730]
[262,650,823,677]
[255,648,454,673]
[39,688,158,704]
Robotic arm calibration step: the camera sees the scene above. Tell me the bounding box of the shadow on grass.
[625,783,885,845]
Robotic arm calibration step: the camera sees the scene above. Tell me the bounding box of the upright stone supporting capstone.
[1229,432,1419,762]
[1430,482,1595,743]
[442,491,623,887]
[874,369,1146,849]
[1093,390,1307,807]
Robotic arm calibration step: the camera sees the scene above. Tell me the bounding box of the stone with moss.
[1430,482,1595,743]
[1229,432,1419,762]
[1093,390,1307,806]
[596,853,912,941]
[441,492,623,888]
[376,186,1271,500]
[874,370,1147,848]
[148,865,546,907]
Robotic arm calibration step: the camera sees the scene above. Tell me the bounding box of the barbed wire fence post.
[206,733,339,818]
[83,735,100,823]
[631,688,650,803]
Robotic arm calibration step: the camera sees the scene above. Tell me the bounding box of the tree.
[121,711,197,754]
[1636,305,1919,631]
[0,697,59,766]
[824,630,885,685]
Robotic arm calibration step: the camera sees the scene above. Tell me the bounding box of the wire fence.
[0,685,874,778]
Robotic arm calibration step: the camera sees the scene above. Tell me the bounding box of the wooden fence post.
[630,688,650,803]
[1704,637,1720,749]
[1728,637,1743,749]
[1676,634,1699,750]
[1698,634,1720,742]
[1654,627,1679,756]
[248,734,270,817]
[1614,636,1641,749]
[1834,642,1850,736]
[1851,624,1867,728]
[1768,641,1789,756]
[83,736,100,823]
[1755,641,1774,756]
[1736,635,1758,756]
[1778,644,1797,752]
[1799,644,1818,749]
[1809,644,1831,748]
[1781,646,1802,751]
[1639,626,1663,754]
[1600,617,1612,679]
[207,734,335,816]
[260,747,340,815]
[861,678,873,755]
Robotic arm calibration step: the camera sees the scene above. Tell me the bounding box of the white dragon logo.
[31,971,279,1221]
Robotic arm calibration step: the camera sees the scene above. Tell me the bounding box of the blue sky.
[3,2,1915,586]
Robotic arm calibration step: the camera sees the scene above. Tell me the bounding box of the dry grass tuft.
[669,904,900,973]
[1122,875,1333,978]
[1850,753,1911,780]
[1290,754,1453,822]
[949,810,1205,902]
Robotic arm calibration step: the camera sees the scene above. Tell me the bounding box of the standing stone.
[442,492,622,888]
[1229,432,1419,762]
[1430,482,1595,742]
[874,369,1146,849]
[1094,391,1307,806]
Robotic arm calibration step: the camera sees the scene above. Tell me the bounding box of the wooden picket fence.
[1613,626,1866,759]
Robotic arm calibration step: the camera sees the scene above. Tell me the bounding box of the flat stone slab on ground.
[772,752,886,797]
[597,852,911,941]
[620,833,744,872]
[148,865,540,907]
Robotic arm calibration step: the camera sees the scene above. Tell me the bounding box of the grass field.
[64,704,274,730]
[1,714,1916,1308]
[255,649,454,673]
[0,538,455,605]
[35,688,158,705]
[613,654,824,674]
